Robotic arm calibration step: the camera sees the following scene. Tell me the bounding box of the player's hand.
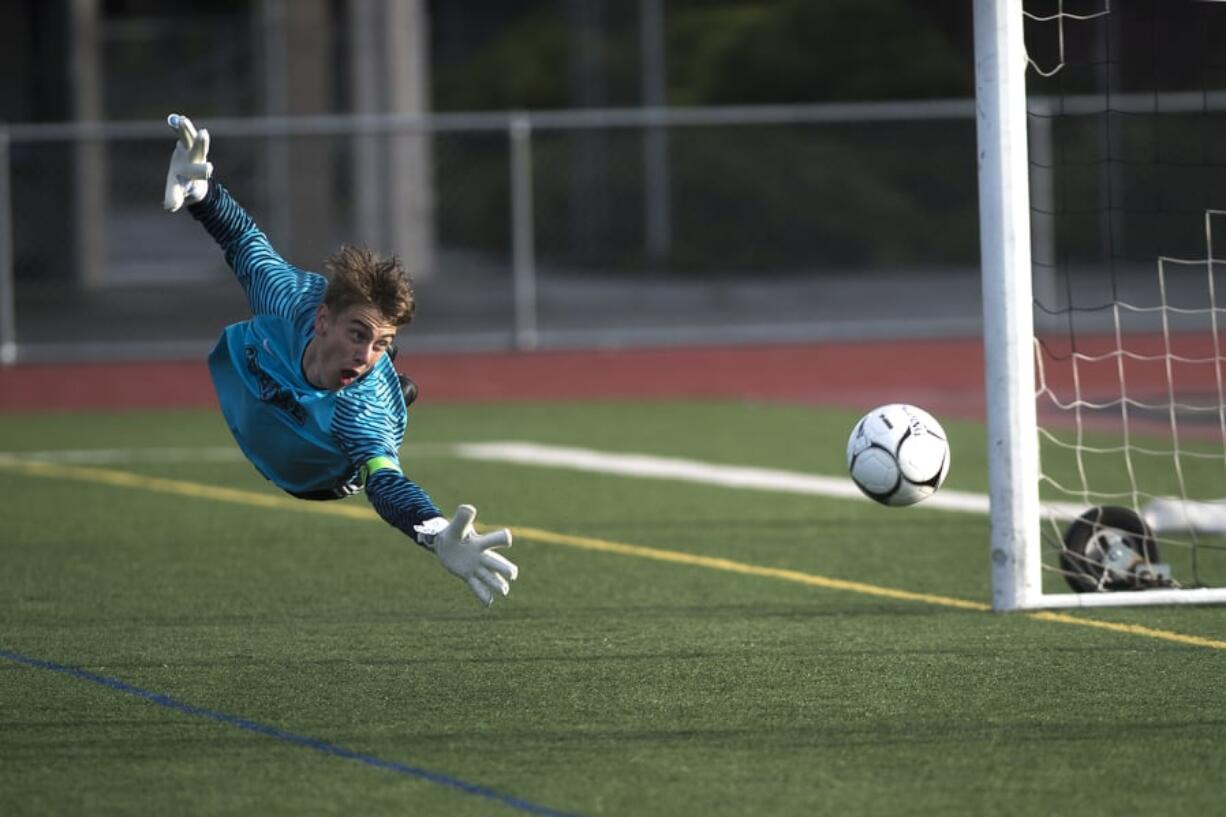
[415,505,517,607]
[163,113,213,212]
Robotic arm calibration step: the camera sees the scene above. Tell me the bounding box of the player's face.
[312,303,398,389]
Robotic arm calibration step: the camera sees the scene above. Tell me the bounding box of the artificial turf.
[1,402,1223,816]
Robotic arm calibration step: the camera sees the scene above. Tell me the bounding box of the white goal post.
[974,0,1226,609]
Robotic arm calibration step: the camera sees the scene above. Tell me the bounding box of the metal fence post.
[0,126,15,365]
[509,114,538,351]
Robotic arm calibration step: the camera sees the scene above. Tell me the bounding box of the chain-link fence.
[0,102,983,363]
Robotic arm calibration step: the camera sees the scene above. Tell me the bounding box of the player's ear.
[314,303,331,335]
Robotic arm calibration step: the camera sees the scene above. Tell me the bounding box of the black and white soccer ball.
[846,404,950,507]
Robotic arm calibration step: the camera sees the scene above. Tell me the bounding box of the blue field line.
[0,647,581,817]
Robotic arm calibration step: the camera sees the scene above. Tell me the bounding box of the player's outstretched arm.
[414,505,518,607]
[162,112,323,321]
[163,114,212,212]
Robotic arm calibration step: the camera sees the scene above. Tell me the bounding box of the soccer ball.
[846,404,950,507]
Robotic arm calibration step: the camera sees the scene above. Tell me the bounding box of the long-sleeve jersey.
[190,180,442,539]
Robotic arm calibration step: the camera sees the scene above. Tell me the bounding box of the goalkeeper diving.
[163,113,517,607]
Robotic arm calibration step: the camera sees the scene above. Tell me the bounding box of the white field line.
[454,441,1086,518]
[0,441,1085,519]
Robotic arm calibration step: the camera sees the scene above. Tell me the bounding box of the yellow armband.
[362,456,401,482]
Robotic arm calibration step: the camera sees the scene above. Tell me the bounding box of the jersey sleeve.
[332,376,407,465]
[366,469,444,545]
[333,380,443,540]
[188,179,325,324]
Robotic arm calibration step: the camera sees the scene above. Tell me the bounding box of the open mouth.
[339,368,360,386]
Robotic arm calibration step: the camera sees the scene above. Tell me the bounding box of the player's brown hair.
[322,245,416,326]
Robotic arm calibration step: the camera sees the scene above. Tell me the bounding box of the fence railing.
[0,100,983,364]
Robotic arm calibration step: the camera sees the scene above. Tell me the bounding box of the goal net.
[977,0,1226,608]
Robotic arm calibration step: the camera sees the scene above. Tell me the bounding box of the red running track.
[0,340,988,416]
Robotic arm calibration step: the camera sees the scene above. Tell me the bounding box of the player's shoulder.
[245,311,300,349]
[300,268,328,292]
[289,275,327,324]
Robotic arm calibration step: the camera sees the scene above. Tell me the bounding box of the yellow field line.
[1026,611,1226,651]
[509,525,991,611]
[3,457,1225,651]
[0,457,375,520]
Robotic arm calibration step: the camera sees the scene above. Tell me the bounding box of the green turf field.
[1,402,1223,816]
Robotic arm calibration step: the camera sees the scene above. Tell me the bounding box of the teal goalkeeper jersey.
[196,183,407,496]
[208,313,405,495]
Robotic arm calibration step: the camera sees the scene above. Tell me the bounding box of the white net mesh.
[1026,0,1226,592]
[1024,0,1112,78]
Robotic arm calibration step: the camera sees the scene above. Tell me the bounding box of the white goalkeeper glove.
[414,505,518,607]
[163,113,213,212]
